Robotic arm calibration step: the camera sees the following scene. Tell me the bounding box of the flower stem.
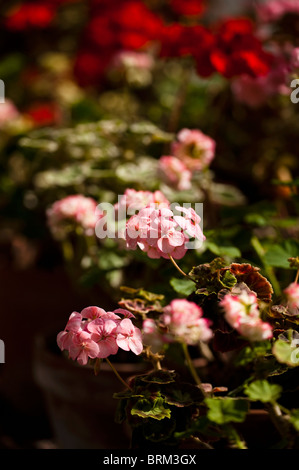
[105,358,132,391]
[250,236,281,297]
[181,342,206,395]
[226,425,247,449]
[295,269,299,284]
[169,255,196,283]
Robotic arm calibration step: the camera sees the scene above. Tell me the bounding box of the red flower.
[26,103,61,126]
[74,0,163,86]
[73,49,113,87]
[4,0,80,30]
[5,3,56,30]
[159,23,215,77]
[210,18,273,78]
[169,0,206,17]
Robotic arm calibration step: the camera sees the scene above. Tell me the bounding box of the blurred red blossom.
[169,0,206,17]
[25,103,61,126]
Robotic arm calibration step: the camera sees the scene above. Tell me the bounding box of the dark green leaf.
[131,397,171,420]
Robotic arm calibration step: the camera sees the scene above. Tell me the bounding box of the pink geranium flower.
[256,0,299,23]
[0,99,20,126]
[125,204,204,260]
[68,330,100,366]
[88,318,119,358]
[220,289,260,329]
[162,299,213,345]
[171,128,216,171]
[174,206,205,242]
[57,312,82,352]
[116,318,143,355]
[238,319,273,342]
[220,288,273,341]
[47,194,101,240]
[57,306,143,364]
[158,156,192,191]
[284,282,299,314]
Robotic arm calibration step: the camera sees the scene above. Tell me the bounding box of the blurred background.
[0,0,298,448]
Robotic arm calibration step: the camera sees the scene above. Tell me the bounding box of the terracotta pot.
[33,335,147,449]
[236,409,281,449]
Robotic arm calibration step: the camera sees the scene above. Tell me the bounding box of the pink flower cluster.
[257,0,299,23]
[220,288,273,342]
[57,306,143,365]
[158,156,192,191]
[142,299,213,350]
[171,128,216,172]
[161,299,213,345]
[125,205,205,260]
[47,194,101,240]
[284,282,299,314]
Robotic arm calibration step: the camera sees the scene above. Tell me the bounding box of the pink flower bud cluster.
[257,0,299,23]
[57,306,143,365]
[171,128,216,172]
[161,299,213,345]
[47,194,102,240]
[125,205,205,260]
[284,282,299,314]
[220,289,273,342]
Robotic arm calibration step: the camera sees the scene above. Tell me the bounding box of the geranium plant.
[56,199,299,449]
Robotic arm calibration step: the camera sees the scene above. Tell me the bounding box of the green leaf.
[272,330,299,367]
[131,397,171,420]
[206,242,241,259]
[205,398,249,425]
[139,370,177,385]
[98,251,128,271]
[170,277,196,296]
[244,380,282,403]
[264,240,299,269]
[219,270,237,289]
[235,342,272,367]
[244,213,268,227]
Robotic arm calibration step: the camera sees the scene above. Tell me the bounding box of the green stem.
[250,236,282,297]
[181,342,206,395]
[227,425,247,449]
[105,358,132,391]
[169,255,196,283]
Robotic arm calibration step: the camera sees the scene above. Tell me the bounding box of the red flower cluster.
[4,1,272,85]
[74,2,272,86]
[209,18,273,78]
[160,18,273,79]
[4,0,78,31]
[74,0,163,86]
